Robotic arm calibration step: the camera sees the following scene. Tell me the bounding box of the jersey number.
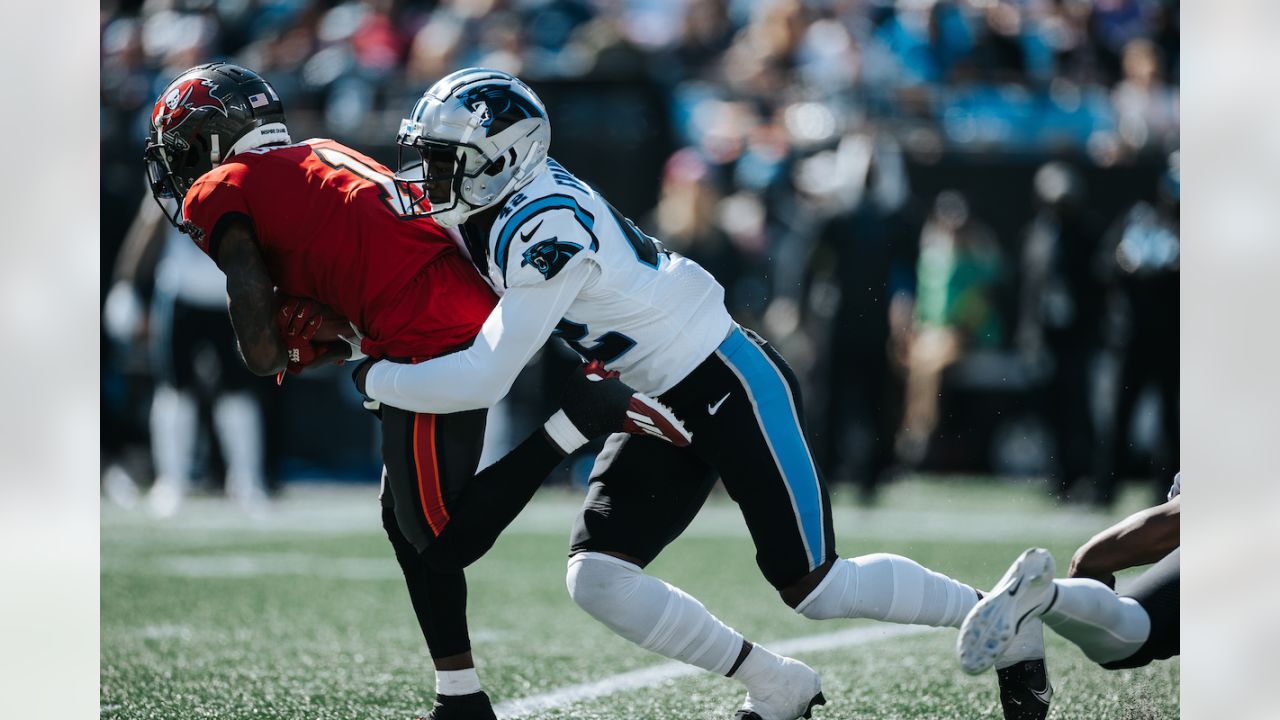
[553,319,635,364]
[312,146,420,218]
[604,201,662,268]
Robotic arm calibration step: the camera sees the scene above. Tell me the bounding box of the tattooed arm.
[213,218,287,376]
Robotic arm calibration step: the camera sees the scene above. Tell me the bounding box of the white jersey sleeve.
[362,260,597,413]
[491,200,599,289]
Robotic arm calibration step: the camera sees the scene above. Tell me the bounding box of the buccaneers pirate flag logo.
[151,78,229,135]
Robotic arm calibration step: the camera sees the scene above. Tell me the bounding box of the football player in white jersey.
[959,473,1180,678]
[355,68,1046,720]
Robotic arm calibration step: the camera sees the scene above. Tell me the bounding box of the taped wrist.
[543,409,590,455]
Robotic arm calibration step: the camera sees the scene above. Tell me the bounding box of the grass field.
[101,476,1179,719]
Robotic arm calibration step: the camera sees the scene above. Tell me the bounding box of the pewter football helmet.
[395,68,550,227]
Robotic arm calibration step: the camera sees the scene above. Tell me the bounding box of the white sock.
[150,385,198,492]
[795,554,978,628]
[435,668,481,696]
[567,553,744,675]
[1042,578,1151,664]
[212,392,266,503]
[730,644,787,693]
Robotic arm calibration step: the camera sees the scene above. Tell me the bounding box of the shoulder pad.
[492,194,599,283]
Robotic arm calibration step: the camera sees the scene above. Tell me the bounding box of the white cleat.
[146,479,187,519]
[734,658,826,720]
[958,548,1057,676]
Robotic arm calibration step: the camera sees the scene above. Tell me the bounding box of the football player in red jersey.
[142,62,690,720]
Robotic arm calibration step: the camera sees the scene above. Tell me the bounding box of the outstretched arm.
[361,260,597,413]
[214,218,287,376]
[1068,495,1180,587]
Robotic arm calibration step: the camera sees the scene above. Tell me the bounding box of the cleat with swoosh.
[996,658,1053,720]
[957,548,1057,675]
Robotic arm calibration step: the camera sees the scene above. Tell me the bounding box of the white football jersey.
[482,158,733,395]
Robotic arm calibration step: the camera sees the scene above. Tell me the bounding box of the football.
[274,293,355,343]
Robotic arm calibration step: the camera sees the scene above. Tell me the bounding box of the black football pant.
[1101,548,1179,669]
[571,326,837,592]
[379,405,562,659]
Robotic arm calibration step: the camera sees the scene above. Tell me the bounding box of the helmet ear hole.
[185,136,206,168]
[484,153,507,177]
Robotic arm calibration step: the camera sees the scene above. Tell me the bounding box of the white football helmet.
[395,68,550,227]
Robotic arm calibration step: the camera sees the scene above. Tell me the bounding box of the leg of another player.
[211,390,270,515]
[785,555,979,627]
[1045,548,1178,669]
[711,329,1047,718]
[147,383,199,517]
[382,505,496,720]
[566,549,825,720]
[565,435,824,720]
[1040,578,1152,664]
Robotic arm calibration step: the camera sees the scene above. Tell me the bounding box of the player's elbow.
[240,346,286,377]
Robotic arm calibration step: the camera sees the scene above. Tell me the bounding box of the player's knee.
[793,554,903,620]
[794,558,857,620]
[566,552,642,617]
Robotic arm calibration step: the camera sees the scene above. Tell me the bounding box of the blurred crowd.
[101,0,1179,512]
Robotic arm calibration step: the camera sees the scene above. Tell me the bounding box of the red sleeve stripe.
[411,413,450,536]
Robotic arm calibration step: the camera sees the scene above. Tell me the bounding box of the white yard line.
[493,624,943,719]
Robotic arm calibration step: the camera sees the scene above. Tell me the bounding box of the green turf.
[101,477,1178,719]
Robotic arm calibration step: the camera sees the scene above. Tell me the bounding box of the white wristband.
[543,409,590,455]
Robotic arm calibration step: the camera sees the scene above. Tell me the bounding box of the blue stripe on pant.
[716,327,826,571]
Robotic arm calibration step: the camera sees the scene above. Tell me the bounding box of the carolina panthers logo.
[456,85,542,133]
[152,78,229,134]
[521,238,582,279]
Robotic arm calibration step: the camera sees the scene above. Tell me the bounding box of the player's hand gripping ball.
[273,293,352,378]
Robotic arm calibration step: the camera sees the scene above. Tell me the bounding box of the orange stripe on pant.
[412,413,450,536]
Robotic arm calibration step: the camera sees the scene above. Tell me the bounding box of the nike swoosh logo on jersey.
[707,393,730,415]
[520,220,544,244]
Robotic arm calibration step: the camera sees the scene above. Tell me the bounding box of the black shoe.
[417,691,497,720]
[996,659,1053,720]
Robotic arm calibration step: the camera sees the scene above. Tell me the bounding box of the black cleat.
[996,659,1052,720]
[733,692,826,720]
[417,691,498,720]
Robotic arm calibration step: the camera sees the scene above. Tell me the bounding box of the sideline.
[493,624,943,718]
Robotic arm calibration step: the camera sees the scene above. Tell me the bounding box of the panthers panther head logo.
[521,238,582,279]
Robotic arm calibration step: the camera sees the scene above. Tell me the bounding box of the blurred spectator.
[100,0,1179,491]
[805,133,922,503]
[674,0,735,77]
[897,189,1005,465]
[874,0,973,87]
[104,197,271,517]
[1017,161,1106,501]
[1111,37,1178,151]
[1098,150,1180,506]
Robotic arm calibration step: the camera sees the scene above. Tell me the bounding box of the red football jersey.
[182,138,496,360]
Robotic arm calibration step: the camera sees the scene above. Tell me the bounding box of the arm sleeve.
[363,259,598,413]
